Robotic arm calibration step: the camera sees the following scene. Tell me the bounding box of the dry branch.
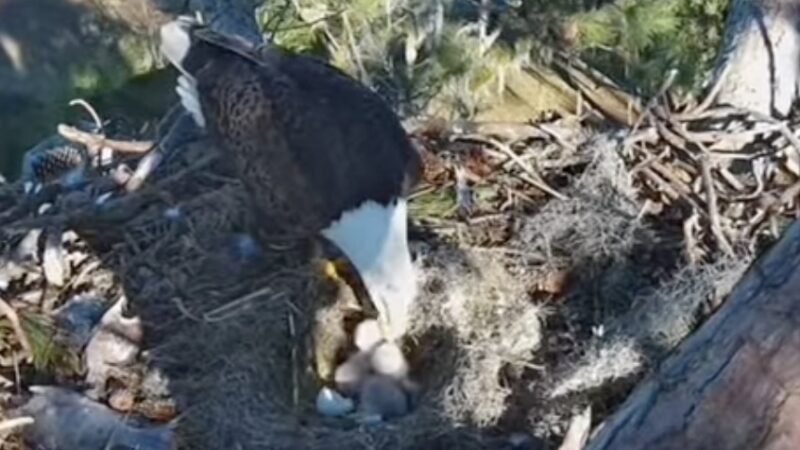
[551,52,642,126]
[57,124,154,155]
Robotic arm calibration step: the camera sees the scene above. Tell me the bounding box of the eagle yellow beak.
[322,259,341,282]
[320,258,354,286]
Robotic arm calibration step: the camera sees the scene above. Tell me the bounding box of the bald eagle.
[159,17,422,341]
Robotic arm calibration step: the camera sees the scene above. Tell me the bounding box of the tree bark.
[585,221,800,450]
[712,0,800,116]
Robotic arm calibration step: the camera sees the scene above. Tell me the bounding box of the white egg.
[358,375,409,420]
[315,386,354,417]
[354,319,383,351]
[370,341,409,379]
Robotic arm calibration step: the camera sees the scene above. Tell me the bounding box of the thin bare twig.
[288,311,299,409]
[677,62,732,120]
[630,68,678,135]
[69,98,103,130]
[58,124,154,155]
[700,155,735,256]
[203,289,285,323]
[0,416,34,436]
[455,135,568,200]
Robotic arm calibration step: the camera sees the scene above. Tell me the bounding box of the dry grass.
[515,132,648,268]
[550,339,642,399]
[548,253,751,402]
[412,246,545,428]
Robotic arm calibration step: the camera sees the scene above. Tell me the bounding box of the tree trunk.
[585,221,800,450]
[712,0,800,116]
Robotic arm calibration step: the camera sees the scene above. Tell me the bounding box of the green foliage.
[258,0,534,117]
[568,0,729,96]
[19,312,81,374]
[409,188,456,218]
[258,0,729,114]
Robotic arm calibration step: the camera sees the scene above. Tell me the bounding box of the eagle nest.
[0,108,766,449]
[0,123,547,450]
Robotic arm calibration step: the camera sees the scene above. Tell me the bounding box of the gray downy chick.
[84,296,143,399]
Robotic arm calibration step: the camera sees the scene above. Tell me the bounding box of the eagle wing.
[188,28,421,233]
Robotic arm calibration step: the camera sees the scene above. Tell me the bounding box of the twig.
[455,135,568,200]
[341,12,370,85]
[630,148,668,174]
[288,311,299,409]
[630,68,678,135]
[677,62,732,120]
[409,183,447,200]
[57,124,154,154]
[12,351,21,394]
[126,149,163,192]
[0,297,32,362]
[203,289,285,322]
[638,167,676,199]
[740,109,800,155]
[700,155,735,255]
[557,405,592,450]
[170,296,202,322]
[777,179,800,207]
[535,123,578,153]
[0,416,34,434]
[69,98,103,130]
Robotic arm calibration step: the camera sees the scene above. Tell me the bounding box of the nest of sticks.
[1,86,799,449]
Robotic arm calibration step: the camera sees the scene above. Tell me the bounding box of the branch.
[57,124,154,155]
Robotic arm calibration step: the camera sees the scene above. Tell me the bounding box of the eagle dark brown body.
[165,21,421,237]
[160,17,422,345]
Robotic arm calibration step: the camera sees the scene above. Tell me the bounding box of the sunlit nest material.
[43,119,541,450]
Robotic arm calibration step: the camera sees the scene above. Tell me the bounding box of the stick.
[288,311,299,409]
[57,124,154,154]
[455,135,568,200]
[630,68,678,135]
[700,155,735,255]
[675,62,732,120]
[69,98,103,130]
[0,416,34,436]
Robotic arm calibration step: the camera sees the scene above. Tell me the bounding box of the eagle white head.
[322,199,418,342]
